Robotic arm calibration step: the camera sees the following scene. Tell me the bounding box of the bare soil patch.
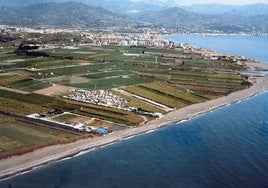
[33,84,75,96]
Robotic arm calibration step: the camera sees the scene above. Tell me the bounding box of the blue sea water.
[1,35,268,188]
[164,34,268,63]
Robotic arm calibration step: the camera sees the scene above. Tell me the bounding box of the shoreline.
[164,33,268,37]
[0,72,268,181]
[162,34,268,64]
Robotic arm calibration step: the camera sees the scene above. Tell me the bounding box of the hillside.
[136,7,268,33]
[181,3,268,16]
[0,0,164,14]
[0,2,133,28]
[0,1,267,33]
[2,0,268,16]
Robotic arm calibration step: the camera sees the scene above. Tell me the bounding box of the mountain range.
[0,0,163,14]
[0,2,133,28]
[136,7,268,33]
[182,4,268,16]
[1,0,268,16]
[0,1,268,33]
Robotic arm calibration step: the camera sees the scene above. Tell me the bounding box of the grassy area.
[78,104,145,126]
[0,90,66,108]
[132,69,247,91]
[190,90,223,100]
[182,59,218,68]
[140,81,206,103]
[125,85,187,108]
[0,115,79,159]
[170,78,246,90]
[0,98,49,115]
[31,65,94,78]
[0,75,29,86]
[9,79,51,92]
[112,90,167,114]
[33,60,76,69]
[52,113,80,123]
[55,74,153,90]
[83,70,130,79]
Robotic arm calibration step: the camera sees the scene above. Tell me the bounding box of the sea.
[1,35,268,188]
[164,34,268,63]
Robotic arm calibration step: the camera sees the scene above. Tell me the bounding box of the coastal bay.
[164,34,268,63]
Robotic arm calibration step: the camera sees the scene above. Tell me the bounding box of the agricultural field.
[51,113,127,132]
[112,90,167,114]
[125,84,188,108]
[0,75,51,92]
[51,113,92,124]
[0,41,249,126]
[0,115,79,159]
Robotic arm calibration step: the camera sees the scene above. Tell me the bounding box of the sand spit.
[0,73,268,180]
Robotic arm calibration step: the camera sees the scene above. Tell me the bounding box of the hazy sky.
[134,0,268,5]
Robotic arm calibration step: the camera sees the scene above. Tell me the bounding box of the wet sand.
[0,66,268,180]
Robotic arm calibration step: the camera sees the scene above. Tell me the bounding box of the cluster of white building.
[65,89,128,109]
[0,25,78,34]
[83,32,167,47]
[64,89,164,118]
[0,25,179,49]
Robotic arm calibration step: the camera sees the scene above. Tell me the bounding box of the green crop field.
[58,74,152,90]
[182,59,218,68]
[140,81,206,103]
[77,103,145,126]
[131,69,247,91]
[124,85,187,108]
[10,79,51,92]
[83,70,130,79]
[112,90,167,114]
[170,78,246,90]
[0,75,28,86]
[0,115,79,159]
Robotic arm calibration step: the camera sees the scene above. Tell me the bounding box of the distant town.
[1,25,255,63]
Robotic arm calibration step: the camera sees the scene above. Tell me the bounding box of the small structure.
[95,127,108,135]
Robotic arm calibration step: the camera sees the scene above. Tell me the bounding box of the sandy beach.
[0,65,268,180]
